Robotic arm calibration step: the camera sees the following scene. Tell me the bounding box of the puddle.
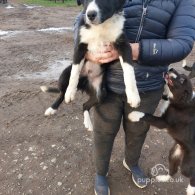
[0,30,9,36]
[38,27,73,32]
[0,30,22,38]
[6,5,14,9]
[14,59,72,81]
[23,4,42,9]
[0,27,73,39]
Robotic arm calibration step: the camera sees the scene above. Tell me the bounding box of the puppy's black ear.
[115,0,126,11]
[77,0,83,6]
[181,88,193,104]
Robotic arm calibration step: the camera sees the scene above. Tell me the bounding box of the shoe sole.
[123,159,147,189]
[94,188,110,195]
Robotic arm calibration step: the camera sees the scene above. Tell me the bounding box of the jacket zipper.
[135,0,149,43]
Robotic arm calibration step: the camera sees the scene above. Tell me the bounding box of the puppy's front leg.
[114,35,140,108]
[128,111,168,129]
[65,43,87,103]
[186,181,195,195]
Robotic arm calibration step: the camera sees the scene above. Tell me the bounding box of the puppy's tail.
[40,86,60,93]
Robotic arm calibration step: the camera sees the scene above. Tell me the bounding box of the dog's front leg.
[114,35,140,108]
[128,111,168,129]
[65,43,87,103]
[187,179,195,195]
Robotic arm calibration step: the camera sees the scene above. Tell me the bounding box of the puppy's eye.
[179,77,185,84]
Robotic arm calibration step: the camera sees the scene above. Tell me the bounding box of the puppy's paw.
[83,111,93,131]
[65,87,77,103]
[40,86,48,93]
[156,175,171,182]
[186,184,195,195]
[128,111,145,122]
[127,92,140,108]
[44,107,57,116]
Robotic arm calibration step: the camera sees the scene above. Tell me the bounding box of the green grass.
[21,0,77,7]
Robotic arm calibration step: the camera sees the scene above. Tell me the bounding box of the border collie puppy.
[159,60,195,115]
[41,0,141,130]
[64,0,140,108]
[129,68,195,195]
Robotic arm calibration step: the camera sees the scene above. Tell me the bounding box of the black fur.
[42,63,107,113]
[135,69,195,187]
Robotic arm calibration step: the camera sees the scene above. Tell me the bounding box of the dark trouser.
[93,88,164,176]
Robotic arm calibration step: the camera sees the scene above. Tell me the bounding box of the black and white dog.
[65,0,140,107]
[41,0,140,130]
[129,69,195,195]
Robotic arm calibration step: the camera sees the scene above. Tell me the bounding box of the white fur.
[164,84,173,99]
[80,14,125,53]
[86,1,100,24]
[156,175,171,182]
[92,76,103,98]
[169,72,177,79]
[65,61,84,103]
[83,111,93,131]
[159,99,170,115]
[192,91,195,99]
[40,86,48,93]
[82,61,103,95]
[119,56,140,108]
[187,184,195,195]
[128,111,145,122]
[44,107,57,116]
[172,144,182,158]
[186,184,195,195]
[182,59,187,67]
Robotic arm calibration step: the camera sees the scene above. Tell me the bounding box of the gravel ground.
[0,2,195,195]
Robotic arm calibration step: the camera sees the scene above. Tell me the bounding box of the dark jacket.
[74,0,195,93]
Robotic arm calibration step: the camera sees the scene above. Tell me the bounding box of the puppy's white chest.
[80,14,125,52]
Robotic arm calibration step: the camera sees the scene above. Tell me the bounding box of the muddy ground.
[0,2,195,195]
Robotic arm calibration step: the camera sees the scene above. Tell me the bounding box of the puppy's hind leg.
[156,143,182,182]
[83,95,98,131]
[45,65,72,116]
[45,92,65,116]
[186,184,195,195]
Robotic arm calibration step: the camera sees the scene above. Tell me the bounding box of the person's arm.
[139,0,195,66]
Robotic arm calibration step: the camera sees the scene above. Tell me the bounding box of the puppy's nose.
[87,11,97,21]
[169,68,174,72]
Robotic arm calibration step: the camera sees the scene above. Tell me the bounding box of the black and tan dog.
[129,68,195,195]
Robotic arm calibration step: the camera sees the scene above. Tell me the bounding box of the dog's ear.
[77,0,84,6]
[114,0,126,11]
[180,88,193,104]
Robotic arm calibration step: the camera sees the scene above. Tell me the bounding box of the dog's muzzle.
[87,10,97,22]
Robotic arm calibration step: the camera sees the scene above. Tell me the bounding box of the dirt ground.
[0,2,195,195]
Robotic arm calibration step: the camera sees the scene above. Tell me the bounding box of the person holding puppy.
[74,0,195,194]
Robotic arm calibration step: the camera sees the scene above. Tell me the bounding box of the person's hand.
[130,43,140,61]
[85,43,119,64]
